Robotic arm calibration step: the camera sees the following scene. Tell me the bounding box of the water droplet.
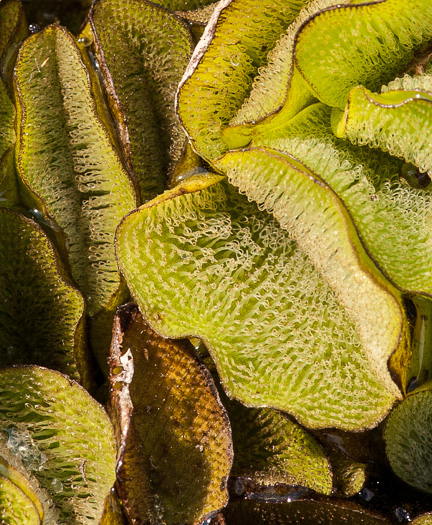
[51,478,63,493]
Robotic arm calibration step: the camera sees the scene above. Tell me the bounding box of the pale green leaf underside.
[15,25,137,316]
[88,0,193,201]
[384,385,432,494]
[177,0,311,160]
[333,83,432,176]
[0,366,116,524]
[117,178,401,430]
[0,209,84,381]
[256,102,432,297]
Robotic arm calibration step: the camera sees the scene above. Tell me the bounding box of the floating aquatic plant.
[1,0,432,523]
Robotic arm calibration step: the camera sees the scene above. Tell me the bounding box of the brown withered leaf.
[109,304,233,525]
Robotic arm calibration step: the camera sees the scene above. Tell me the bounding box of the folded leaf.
[0,0,28,92]
[384,382,432,494]
[217,149,408,398]
[83,0,193,201]
[0,366,117,523]
[116,176,405,430]
[109,304,232,524]
[295,0,432,109]
[177,0,311,160]
[332,82,432,175]
[256,102,432,300]
[0,473,41,525]
[14,24,137,318]
[0,208,87,384]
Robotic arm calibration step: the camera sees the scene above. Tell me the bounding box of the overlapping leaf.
[0,208,87,383]
[252,102,432,303]
[333,77,432,176]
[0,366,117,523]
[109,304,232,524]
[216,498,392,524]
[223,396,332,494]
[384,382,432,494]
[177,0,312,160]
[116,177,406,430]
[14,25,137,318]
[83,0,193,201]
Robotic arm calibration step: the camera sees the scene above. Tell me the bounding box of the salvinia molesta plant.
[3,0,432,522]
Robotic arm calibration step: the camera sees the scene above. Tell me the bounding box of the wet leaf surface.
[109,304,233,525]
[215,497,392,524]
[0,365,117,523]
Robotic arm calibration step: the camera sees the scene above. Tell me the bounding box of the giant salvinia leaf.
[384,382,432,494]
[0,81,17,208]
[222,396,333,494]
[219,498,392,524]
[109,304,232,524]
[0,0,26,209]
[222,0,350,148]
[0,0,27,91]
[332,78,432,176]
[0,208,88,384]
[83,0,193,201]
[0,456,45,524]
[0,473,41,525]
[0,366,117,523]
[254,102,432,302]
[14,25,137,318]
[216,149,409,393]
[177,0,312,160]
[153,0,217,10]
[293,0,432,109]
[116,176,406,430]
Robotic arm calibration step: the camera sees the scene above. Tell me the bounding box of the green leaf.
[332,80,432,176]
[0,208,87,384]
[0,365,117,523]
[83,0,193,201]
[256,102,432,301]
[0,474,41,525]
[109,304,232,524]
[217,149,409,398]
[294,0,432,109]
[0,0,28,92]
[223,396,333,494]
[384,382,432,494]
[152,0,218,10]
[116,177,406,430]
[177,0,311,160]
[14,24,137,318]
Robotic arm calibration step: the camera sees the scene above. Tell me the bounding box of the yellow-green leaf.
[83,0,193,201]
[0,208,87,384]
[116,177,406,430]
[14,24,137,318]
[0,366,117,523]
